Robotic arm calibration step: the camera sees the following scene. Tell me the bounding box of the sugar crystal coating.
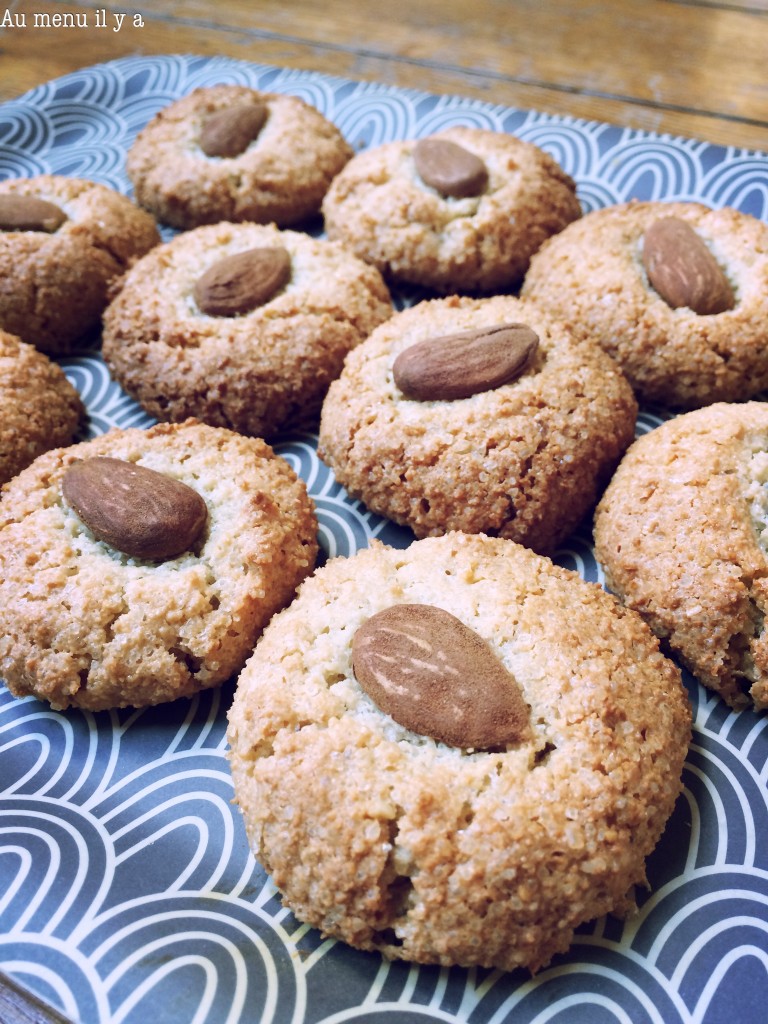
[227,533,691,972]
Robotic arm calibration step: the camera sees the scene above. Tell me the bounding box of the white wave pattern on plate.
[595,136,708,200]
[1,52,768,1024]
[514,120,608,180]
[701,156,768,220]
[334,91,423,149]
[0,102,56,151]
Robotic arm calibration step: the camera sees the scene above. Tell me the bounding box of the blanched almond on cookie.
[642,216,735,315]
[0,194,67,232]
[62,456,208,560]
[351,603,530,750]
[393,322,539,401]
[199,102,268,158]
[413,137,489,198]
[193,246,292,317]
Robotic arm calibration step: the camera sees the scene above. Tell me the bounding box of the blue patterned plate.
[2,54,768,1024]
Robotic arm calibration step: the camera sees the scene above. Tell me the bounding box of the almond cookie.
[594,401,768,711]
[227,532,691,973]
[102,222,392,438]
[0,175,160,354]
[321,127,582,293]
[0,329,85,485]
[126,85,353,229]
[318,294,637,553]
[521,200,768,409]
[0,420,318,711]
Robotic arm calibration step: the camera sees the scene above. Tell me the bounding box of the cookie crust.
[0,175,160,354]
[227,532,691,972]
[321,127,582,293]
[127,85,353,229]
[102,222,393,438]
[521,200,768,409]
[318,294,637,553]
[0,329,84,485]
[594,401,768,710]
[0,420,318,711]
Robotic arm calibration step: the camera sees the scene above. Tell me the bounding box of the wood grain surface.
[0,0,767,151]
[0,970,74,1024]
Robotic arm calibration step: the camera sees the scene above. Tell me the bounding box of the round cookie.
[126,85,353,229]
[0,420,318,711]
[594,401,768,711]
[318,294,637,554]
[227,532,691,973]
[321,126,582,293]
[0,329,85,486]
[0,175,160,354]
[102,222,393,439]
[521,200,768,409]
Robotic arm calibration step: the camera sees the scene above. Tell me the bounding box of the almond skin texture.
[642,216,735,315]
[0,194,67,232]
[393,322,539,401]
[199,102,268,158]
[193,246,292,317]
[62,456,208,560]
[351,603,530,749]
[413,137,489,198]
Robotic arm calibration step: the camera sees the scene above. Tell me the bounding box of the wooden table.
[0,0,767,152]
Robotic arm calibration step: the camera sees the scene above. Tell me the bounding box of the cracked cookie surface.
[0,174,160,354]
[321,126,581,293]
[318,294,637,553]
[127,85,353,229]
[227,532,690,972]
[594,401,768,710]
[521,200,768,409]
[0,420,318,710]
[102,222,393,438]
[0,329,85,486]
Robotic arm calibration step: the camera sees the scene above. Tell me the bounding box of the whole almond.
[393,322,539,401]
[62,456,208,560]
[199,102,268,158]
[413,137,489,198]
[0,194,67,233]
[351,603,530,750]
[193,246,292,317]
[642,216,735,315]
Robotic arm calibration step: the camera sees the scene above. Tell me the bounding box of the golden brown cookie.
[102,222,393,439]
[321,127,582,293]
[318,294,637,553]
[227,532,691,973]
[594,401,768,711]
[0,175,160,354]
[521,200,768,409]
[0,420,318,711]
[126,85,353,229]
[0,329,85,485]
